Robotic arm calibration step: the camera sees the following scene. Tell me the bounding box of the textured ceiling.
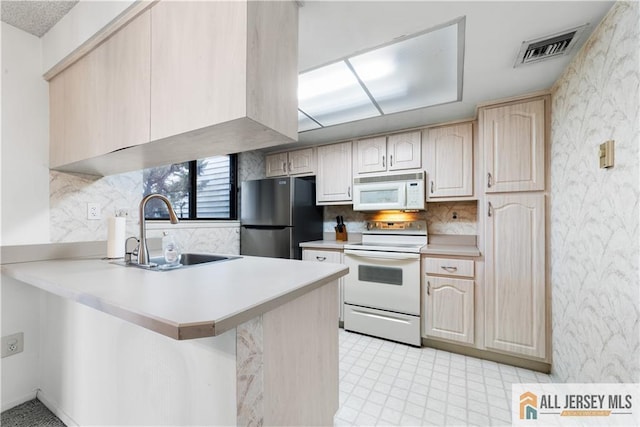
[1,0,78,37]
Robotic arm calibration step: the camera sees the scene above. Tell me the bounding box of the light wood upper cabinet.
[485,193,546,359]
[316,142,353,204]
[355,137,387,174]
[150,0,298,142]
[424,123,473,199]
[50,11,151,168]
[265,153,289,177]
[481,98,546,193]
[424,275,475,345]
[266,148,315,177]
[48,1,298,176]
[150,1,245,140]
[354,132,421,175]
[387,132,422,171]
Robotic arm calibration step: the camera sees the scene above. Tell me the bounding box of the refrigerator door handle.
[241,225,289,230]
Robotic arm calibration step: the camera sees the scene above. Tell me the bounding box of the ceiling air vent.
[514,24,589,67]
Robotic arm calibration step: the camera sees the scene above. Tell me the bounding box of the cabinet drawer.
[302,249,342,264]
[424,257,474,278]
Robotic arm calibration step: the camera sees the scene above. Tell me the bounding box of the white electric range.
[343,220,426,346]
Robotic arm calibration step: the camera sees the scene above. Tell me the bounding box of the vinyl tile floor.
[334,329,551,426]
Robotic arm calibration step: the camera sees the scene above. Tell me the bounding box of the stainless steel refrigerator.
[240,177,323,259]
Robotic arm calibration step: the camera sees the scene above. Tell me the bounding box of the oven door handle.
[344,249,420,260]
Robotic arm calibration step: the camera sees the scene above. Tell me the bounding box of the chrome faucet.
[137,194,179,266]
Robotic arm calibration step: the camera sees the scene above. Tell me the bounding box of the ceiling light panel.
[298,61,380,127]
[348,20,463,114]
[298,110,321,132]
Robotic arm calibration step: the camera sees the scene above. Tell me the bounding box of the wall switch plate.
[87,202,101,220]
[2,332,24,358]
[599,140,615,168]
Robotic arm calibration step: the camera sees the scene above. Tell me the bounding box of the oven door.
[343,249,420,315]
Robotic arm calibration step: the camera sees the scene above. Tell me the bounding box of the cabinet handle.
[390,155,393,167]
[430,181,434,194]
[348,186,351,197]
[441,266,458,272]
[382,155,386,168]
[282,162,287,173]
[487,172,492,188]
[488,201,493,217]
[316,256,327,261]
[427,281,431,295]
[288,162,292,172]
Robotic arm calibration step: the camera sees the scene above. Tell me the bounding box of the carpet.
[1,398,66,427]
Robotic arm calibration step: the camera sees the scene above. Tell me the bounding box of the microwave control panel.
[406,181,424,209]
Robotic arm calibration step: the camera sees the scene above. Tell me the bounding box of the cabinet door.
[355,137,387,174]
[288,148,315,175]
[482,98,545,193]
[317,142,353,203]
[424,276,474,344]
[485,193,545,359]
[50,11,151,168]
[388,131,422,171]
[265,153,288,177]
[425,123,473,199]
[303,249,344,322]
[150,1,248,140]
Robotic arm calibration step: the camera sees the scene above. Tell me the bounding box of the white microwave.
[353,172,425,211]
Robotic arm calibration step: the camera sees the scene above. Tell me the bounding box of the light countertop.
[422,234,481,257]
[1,255,347,340]
[299,239,359,250]
[301,235,481,257]
[421,244,481,257]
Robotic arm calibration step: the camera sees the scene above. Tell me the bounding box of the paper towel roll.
[107,217,126,258]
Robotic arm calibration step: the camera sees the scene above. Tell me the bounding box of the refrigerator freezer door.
[240,226,293,259]
[241,178,292,226]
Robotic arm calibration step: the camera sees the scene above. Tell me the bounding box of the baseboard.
[423,338,551,373]
[36,389,79,427]
[1,390,37,412]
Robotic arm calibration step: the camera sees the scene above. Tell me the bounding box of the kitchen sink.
[115,253,241,271]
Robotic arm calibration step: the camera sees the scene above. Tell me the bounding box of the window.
[143,154,237,220]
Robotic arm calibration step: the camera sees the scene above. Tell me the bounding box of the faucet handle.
[124,237,140,264]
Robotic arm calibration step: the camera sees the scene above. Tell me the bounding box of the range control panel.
[365,220,426,233]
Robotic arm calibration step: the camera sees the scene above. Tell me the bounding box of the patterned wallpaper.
[550,1,639,382]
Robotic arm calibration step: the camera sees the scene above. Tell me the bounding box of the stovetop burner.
[344,220,427,253]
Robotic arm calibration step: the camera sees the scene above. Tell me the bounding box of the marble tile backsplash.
[550,1,639,383]
[50,170,142,243]
[48,152,261,254]
[323,201,478,236]
[146,225,239,255]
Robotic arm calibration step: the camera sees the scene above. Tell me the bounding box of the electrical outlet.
[87,203,101,220]
[115,208,129,218]
[2,332,24,358]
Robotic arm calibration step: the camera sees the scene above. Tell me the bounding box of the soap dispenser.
[162,232,181,266]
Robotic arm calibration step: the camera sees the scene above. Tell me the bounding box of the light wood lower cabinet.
[485,193,546,359]
[423,257,475,345]
[302,248,345,322]
[424,276,475,345]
